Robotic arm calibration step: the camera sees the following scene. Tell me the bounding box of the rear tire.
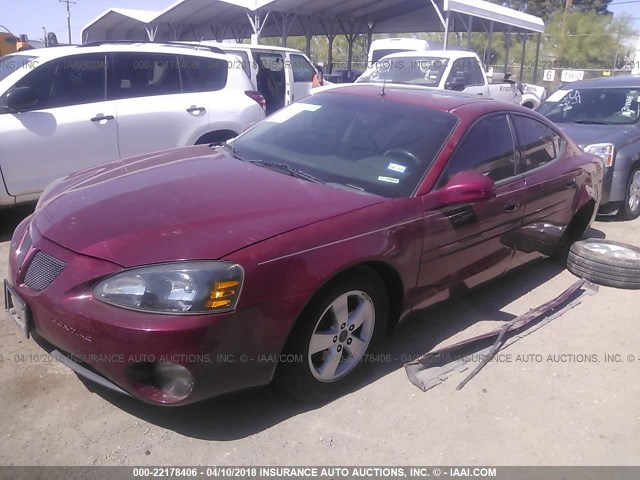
[276,269,389,403]
[616,167,640,220]
[567,240,640,289]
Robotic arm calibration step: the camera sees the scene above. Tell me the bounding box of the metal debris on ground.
[404,278,599,392]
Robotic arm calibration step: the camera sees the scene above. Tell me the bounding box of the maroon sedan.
[5,86,603,405]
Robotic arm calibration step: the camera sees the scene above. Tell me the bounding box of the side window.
[443,114,516,184]
[446,58,473,89]
[8,53,106,109]
[512,115,562,171]
[179,55,228,93]
[110,53,181,100]
[290,54,315,83]
[470,59,485,86]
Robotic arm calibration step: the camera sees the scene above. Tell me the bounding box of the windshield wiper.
[573,120,608,125]
[247,159,324,183]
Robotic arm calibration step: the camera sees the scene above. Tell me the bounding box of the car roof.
[202,42,307,54]
[316,84,495,111]
[561,74,640,89]
[377,50,473,61]
[5,42,231,62]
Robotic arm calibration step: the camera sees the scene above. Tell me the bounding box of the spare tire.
[567,240,640,289]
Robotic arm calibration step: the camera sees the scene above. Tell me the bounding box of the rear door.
[253,50,286,115]
[509,114,580,266]
[0,53,118,197]
[416,114,525,306]
[287,52,316,104]
[110,52,221,158]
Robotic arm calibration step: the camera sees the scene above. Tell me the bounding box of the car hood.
[557,122,638,148]
[35,147,383,267]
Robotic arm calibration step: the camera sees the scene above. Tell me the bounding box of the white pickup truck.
[345,50,522,104]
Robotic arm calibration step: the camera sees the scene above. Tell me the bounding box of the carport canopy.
[82,0,544,43]
[81,0,545,80]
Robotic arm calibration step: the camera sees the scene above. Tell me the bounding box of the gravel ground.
[0,205,639,466]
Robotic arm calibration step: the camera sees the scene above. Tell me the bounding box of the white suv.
[0,42,266,207]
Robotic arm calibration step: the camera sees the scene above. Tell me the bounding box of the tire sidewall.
[619,167,640,220]
[277,270,389,402]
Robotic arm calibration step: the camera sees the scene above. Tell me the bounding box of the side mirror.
[5,86,38,111]
[446,76,467,91]
[426,171,496,210]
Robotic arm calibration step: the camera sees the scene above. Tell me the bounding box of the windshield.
[357,56,448,88]
[0,54,38,82]
[228,92,457,198]
[538,87,640,125]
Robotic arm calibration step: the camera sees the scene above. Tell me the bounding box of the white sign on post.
[560,70,585,83]
[543,69,555,82]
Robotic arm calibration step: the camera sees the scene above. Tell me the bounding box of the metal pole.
[59,0,76,44]
[466,15,473,51]
[519,33,527,80]
[443,10,451,50]
[347,35,354,71]
[504,27,511,74]
[533,32,541,83]
[487,21,493,70]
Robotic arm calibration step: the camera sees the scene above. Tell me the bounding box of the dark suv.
[538,75,640,220]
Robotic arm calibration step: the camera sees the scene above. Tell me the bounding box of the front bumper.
[6,217,303,405]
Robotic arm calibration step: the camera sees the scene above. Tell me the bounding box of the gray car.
[538,75,640,220]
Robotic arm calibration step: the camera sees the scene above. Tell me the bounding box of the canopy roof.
[82,0,544,44]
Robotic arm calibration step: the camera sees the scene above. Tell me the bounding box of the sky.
[2,0,640,45]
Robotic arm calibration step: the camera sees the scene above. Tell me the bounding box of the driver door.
[0,53,118,198]
[414,114,525,308]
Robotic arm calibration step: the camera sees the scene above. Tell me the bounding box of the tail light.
[245,90,266,110]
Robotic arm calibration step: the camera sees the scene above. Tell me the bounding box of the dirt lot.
[0,205,639,466]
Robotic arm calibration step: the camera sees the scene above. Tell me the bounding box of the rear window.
[179,55,228,92]
[371,49,413,64]
[222,49,251,78]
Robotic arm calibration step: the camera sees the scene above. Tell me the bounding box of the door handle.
[186,106,205,113]
[90,114,114,122]
[504,201,520,213]
[566,178,577,188]
[477,93,484,95]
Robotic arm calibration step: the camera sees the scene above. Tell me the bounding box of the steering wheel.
[382,148,421,169]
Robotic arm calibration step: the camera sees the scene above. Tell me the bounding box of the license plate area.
[4,280,31,338]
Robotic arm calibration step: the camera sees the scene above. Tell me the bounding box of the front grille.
[23,251,66,291]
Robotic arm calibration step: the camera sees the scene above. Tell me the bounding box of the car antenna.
[380,78,387,97]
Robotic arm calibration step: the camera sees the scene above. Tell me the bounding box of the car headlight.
[584,143,615,167]
[93,261,244,314]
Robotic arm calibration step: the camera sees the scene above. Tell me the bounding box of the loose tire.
[276,269,389,402]
[567,240,640,289]
[616,167,640,220]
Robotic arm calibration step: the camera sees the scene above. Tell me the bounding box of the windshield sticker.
[547,89,569,103]
[378,176,400,184]
[621,95,636,117]
[558,90,581,111]
[265,103,321,123]
[387,162,407,173]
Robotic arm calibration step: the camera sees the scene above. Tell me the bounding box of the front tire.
[616,167,640,220]
[276,269,389,403]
